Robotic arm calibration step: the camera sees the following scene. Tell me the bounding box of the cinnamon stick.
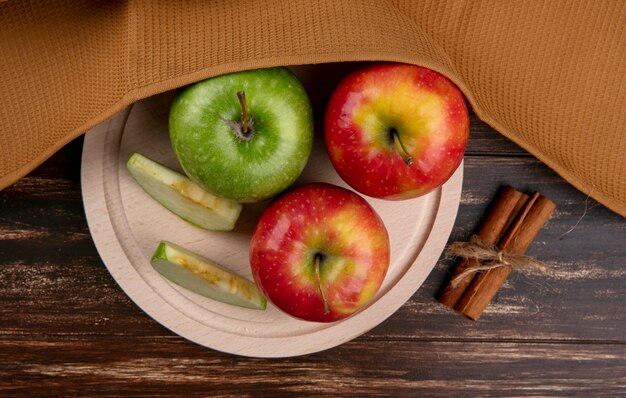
[438,186,527,308]
[455,193,556,320]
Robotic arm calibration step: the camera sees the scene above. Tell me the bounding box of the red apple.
[325,63,469,200]
[250,183,390,322]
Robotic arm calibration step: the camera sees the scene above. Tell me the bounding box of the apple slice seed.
[126,153,242,231]
[151,241,267,310]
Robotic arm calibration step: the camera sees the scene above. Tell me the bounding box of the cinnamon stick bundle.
[438,186,556,320]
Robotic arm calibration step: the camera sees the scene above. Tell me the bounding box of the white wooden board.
[81,88,462,358]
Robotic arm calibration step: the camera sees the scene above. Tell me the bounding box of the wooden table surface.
[1,65,625,396]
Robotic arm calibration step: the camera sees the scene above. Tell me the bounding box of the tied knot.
[496,250,507,265]
[447,235,548,288]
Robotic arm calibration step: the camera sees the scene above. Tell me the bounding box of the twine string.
[559,186,594,240]
[448,235,548,288]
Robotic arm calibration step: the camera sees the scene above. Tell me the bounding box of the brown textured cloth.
[1,0,625,216]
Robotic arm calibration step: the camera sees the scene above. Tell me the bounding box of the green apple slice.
[151,241,267,310]
[126,153,242,231]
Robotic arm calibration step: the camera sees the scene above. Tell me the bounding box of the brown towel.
[1,0,624,216]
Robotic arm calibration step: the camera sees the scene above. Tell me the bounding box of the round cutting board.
[81,86,462,358]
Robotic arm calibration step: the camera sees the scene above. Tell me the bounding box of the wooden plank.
[1,338,624,397]
[1,155,624,343]
[466,113,530,157]
[0,67,622,395]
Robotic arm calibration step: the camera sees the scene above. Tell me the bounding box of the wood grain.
[1,97,625,394]
[2,155,623,342]
[1,339,624,397]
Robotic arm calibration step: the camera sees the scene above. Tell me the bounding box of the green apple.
[126,153,242,231]
[151,241,267,310]
[169,67,314,203]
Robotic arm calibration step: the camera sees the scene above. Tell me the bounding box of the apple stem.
[314,253,330,315]
[237,90,249,134]
[392,130,413,166]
